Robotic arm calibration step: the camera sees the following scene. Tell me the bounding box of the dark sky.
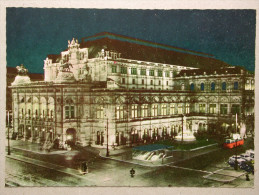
[6,8,256,73]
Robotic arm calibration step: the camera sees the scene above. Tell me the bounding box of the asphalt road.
[5,138,254,187]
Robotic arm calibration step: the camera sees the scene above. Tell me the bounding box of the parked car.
[228,155,246,167]
[240,153,253,161]
[246,149,254,159]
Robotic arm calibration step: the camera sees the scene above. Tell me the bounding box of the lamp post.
[7,110,11,155]
[106,118,109,157]
[181,115,184,143]
[234,113,238,170]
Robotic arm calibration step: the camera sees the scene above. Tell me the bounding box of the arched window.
[234,82,238,90]
[190,83,194,91]
[211,82,215,91]
[222,82,226,91]
[201,83,204,91]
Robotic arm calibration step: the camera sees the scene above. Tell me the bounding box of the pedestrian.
[81,161,88,175]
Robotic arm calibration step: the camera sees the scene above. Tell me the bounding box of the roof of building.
[79,32,230,70]
[176,66,246,77]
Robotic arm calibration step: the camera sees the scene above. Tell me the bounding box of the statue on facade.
[16,64,28,76]
[12,64,31,85]
[60,62,73,72]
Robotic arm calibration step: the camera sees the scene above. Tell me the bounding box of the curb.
[6,155,91,181]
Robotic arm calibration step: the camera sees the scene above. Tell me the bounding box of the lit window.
[186,104,190,114]
[170,104,175,115]
[116,106,124,120]
[141,104,148,117]
[209,104,216,114]
[178,104,183,114]
[161,104,167,116]
[131,104,138,119]
[151,104,158,117]
[199,104,206,113]
[96,106,104,119]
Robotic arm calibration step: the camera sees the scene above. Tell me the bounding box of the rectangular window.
[122,78,125,84]
[199,104,206,113]
[231,104,240,114]
[65,106,70,119]
[70,106,75,118]
[152,104,158,117]
[220,104,228,114]
[96,106,104,119]
[112,65,117,73]
[161,104,167,116]
[141,104,148,117]
[116,106,124,120]
[186,104,190,114]
[209,104,216,114]
[65,106,75,119]
[141,69,146,75]
[132,79,135,84]
[131,68,137,75]
[234,82,239,90]
[150,80,153,85]
[142,79,144,85]
[149,69,154,76]
[166,81,169,86]
[165,71,170,77]
[170,104,175,115]
[121,67,127,74]
[158,70,163,77]
[159,80,161,85]
[178,104,183,114]
[131,104,138,119]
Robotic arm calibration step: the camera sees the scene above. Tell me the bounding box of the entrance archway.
[66,128,76,145]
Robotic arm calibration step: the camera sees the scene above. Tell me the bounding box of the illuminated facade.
[10,37,254,148]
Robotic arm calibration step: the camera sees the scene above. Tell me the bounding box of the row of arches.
[183,81,239,91]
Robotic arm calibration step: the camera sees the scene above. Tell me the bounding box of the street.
[5,138,254,187]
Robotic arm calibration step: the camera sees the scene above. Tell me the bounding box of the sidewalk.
[7,139,68,155]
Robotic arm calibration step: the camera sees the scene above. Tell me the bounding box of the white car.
[228,155,246,166]
[240,153,253,161]
[246,149,254,159]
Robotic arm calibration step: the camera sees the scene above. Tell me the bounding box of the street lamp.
[234,113,238,170]
[181,114,184,143]
[106,118,109,157]
[7,110,11,155]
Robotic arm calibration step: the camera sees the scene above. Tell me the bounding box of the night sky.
[6,8,256,73]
